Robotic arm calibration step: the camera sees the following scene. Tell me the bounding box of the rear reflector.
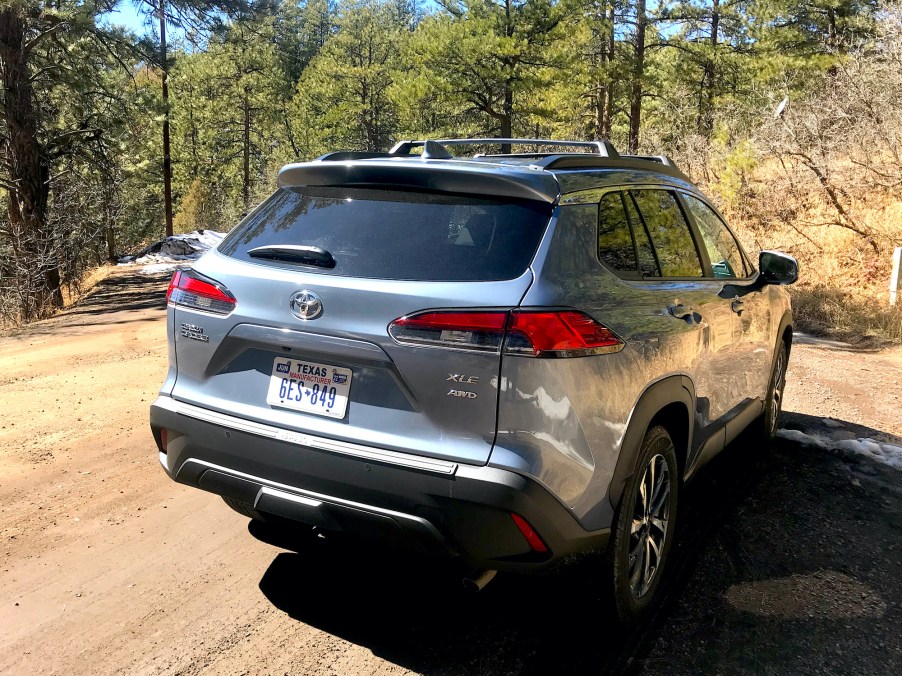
[167,270,236,315]
[159,428,168,454]
[388,309,623,357]
[511,513,549,553]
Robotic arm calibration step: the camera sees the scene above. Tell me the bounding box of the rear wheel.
[609,425,679,623]
[222,496,266,522]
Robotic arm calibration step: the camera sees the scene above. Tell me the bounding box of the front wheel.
[751,340,788,443]
[609,425,679,623]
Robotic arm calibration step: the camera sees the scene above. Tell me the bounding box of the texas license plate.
[266,357,352,419]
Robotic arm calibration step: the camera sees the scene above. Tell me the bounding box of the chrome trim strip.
[155,396,458,476]
[257,486,323,510]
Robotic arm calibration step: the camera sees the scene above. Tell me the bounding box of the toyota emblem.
[289,290,323,320]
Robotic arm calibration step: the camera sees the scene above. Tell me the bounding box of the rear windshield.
[218,187,552,282]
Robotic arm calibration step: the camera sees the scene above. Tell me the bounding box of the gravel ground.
[0,270,899,675]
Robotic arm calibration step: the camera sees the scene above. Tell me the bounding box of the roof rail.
[315,151,392,162]
[389,138,620,158]
[531,152,684,173]
[626,154,679,168]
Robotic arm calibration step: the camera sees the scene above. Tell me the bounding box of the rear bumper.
[150,396,609,570]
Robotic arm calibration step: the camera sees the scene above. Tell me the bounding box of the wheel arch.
[608,375,695,511]
[780,312,793,351]
[774,310,794,371]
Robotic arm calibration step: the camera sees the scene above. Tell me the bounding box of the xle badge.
[447,373,479,384]
[446,373,478,398]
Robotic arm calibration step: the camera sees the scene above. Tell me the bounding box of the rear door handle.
[668,304,703,325]
[669,304,694,320]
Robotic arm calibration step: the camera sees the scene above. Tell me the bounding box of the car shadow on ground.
[64,271,169,317]
[4,272,170,338]
[254,414,901,674]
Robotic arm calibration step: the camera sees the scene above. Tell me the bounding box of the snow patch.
[777,428,902,471]
[118,230,226,271]
[136,263,181,276]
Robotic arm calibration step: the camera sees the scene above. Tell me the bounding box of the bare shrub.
[757,5,902,253]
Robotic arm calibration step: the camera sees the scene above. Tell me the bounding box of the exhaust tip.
[462,569,497,593]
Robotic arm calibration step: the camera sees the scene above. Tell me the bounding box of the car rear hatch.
[167,160,559,466]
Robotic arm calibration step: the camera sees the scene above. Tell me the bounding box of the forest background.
[1,0,900,343]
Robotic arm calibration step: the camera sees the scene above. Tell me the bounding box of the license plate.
[266,357,352,419]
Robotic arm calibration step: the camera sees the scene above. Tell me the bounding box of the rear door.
[168,186,553,465]
[627,188,745,428]
[679,194,772,402]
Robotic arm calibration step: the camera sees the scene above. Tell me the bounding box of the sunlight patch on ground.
[725,570,886,619]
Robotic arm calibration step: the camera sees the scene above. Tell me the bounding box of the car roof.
[277,139,698,204]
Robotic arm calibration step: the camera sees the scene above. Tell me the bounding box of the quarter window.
[630,190,703,278]
[682,195,747,278]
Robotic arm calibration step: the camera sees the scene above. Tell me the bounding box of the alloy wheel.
[768,346,787,435]
[628,452,672,599]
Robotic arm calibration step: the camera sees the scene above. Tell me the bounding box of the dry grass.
[790,285,902,346]
[60,264,115,310]
[720,161,902,346]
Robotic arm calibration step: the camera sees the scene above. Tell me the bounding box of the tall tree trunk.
[501,0,514,153]
[697,0,720,137]
[159,1,174,237]
[242,93,250,211]
[501,86,513,148]
[603,3,615,139]
[106,224,117,262]
[826,7,839,76]
[0,6,61,318]
[628,0,647,154]
[594,2,616,140]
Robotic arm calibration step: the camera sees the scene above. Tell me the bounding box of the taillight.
[388,311,508,352]
[166,269,236,315]
[505,310,623,357]
[388,309,623,357]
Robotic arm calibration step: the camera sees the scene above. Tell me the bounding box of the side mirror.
[759,250,799,285]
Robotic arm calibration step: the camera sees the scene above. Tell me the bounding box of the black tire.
[222,495,267,522]
[751,340,789,443]
[609,425,679,623]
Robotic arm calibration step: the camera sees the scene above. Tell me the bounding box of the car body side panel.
[160,304,178,397]
[491,200,763,530]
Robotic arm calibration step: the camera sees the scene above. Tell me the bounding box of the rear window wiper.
[247,245,336,268]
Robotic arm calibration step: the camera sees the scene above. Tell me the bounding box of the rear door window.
[630,190,703,278]
[624,192,661,277]
[597,192,638,273]
[681,195,747,278]
[219,187,552,282]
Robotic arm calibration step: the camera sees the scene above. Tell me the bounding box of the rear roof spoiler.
[278,159,562,204]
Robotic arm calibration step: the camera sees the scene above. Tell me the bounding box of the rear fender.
[608,375,695,511]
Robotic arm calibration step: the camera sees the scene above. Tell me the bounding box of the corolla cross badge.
[289,290,323,320]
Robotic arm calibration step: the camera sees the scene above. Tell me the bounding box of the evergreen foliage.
[0,0,892,322]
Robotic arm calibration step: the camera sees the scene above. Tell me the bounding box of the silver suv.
[150,138,798,620]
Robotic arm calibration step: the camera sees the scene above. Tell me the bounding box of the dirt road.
[1,269,900,675]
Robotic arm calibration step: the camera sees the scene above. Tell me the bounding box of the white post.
[891,247,902,306]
